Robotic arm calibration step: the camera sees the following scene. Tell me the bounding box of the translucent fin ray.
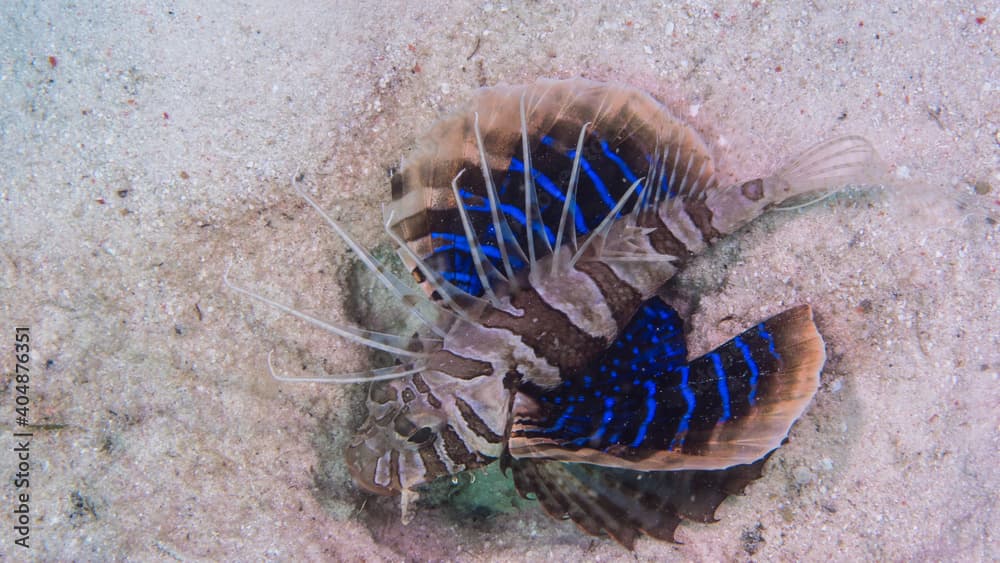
[570,178,643,267]
[774,135,882,194]
[268,351,425,384]
[224,266,434,358]
[520,93,552,269]
[449,169,507,307]
[552,121,590,274]
[293,179,446,337]
[473,112,519,284]
[382,211,489,322]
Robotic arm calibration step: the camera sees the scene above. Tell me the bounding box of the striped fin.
[387,79,717,300]
[508,300,823,471]
[510,453,771,548]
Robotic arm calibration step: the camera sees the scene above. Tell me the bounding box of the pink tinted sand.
[1,1,996,560]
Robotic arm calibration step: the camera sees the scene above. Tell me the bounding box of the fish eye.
[407,427,434,444]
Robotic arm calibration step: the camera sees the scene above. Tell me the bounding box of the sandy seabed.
[1,1,997,560]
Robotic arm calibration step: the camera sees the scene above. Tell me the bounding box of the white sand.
[1,1,997,560]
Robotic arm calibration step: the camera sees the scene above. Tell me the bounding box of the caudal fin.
[508,300,824,471]
[773,135,883,196]
[706,135,883,233]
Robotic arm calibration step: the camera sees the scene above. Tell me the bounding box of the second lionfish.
[229,78,880,547]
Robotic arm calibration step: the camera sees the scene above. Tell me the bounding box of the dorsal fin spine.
[552,121,590,275]
[473,112,520,286]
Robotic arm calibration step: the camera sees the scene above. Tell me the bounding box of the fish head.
[344,376,448,495]
[344,369,502,495]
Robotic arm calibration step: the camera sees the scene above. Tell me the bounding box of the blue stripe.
[710,352,732,423]
[538,135,616,210]
[539,405,575,434]
[428,231,526,269]
[571,153,617,209]
[542,135,615,210]
[629,379,658,448]
[591,397,616,442]
[429,231,500,259]
[733,336,760,405]
[456,189,556,247]
[457,189,529,228]
[508,157,590,235]
[758,323,780,360]
[599,139,639,183]
[670,366,695,450]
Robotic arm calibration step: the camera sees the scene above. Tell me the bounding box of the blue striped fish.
[229,78,879,548]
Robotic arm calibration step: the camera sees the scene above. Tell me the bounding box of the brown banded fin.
[510,453,771,548]
[508,299,823,471]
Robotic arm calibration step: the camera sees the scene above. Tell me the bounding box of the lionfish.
[228,78,879,548]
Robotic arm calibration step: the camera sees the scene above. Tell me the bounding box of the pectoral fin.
[508,299,823,471]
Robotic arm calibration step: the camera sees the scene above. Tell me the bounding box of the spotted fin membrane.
[507,300,821,548]
[508,299,821,472]
[229,78,880,548]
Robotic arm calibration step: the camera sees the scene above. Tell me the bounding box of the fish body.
[243,79,879,547]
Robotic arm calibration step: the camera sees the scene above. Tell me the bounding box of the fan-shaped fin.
[509,299,823,471]
[706,136,883,235]
[387,79,720,301]
[510,453,771,548]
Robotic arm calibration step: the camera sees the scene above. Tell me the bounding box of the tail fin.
[773,135,882,196]
[508,300,824,471]
[706,135,883,234]
[510,453,771,548]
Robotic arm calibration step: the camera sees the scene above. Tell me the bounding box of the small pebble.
[793,466,814,485]
[780,506,795,523]
[895,165,911,179]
